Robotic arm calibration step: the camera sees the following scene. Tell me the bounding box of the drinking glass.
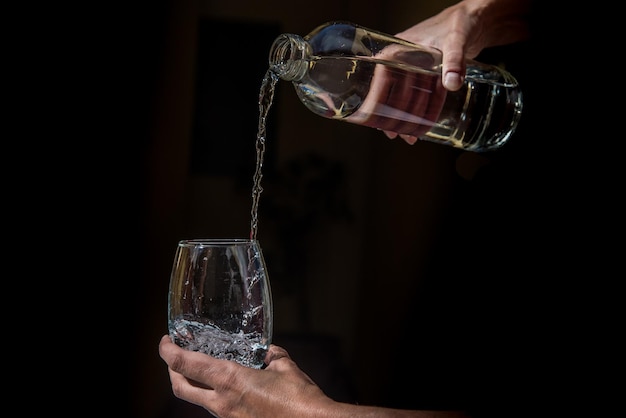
[167,239,273,369]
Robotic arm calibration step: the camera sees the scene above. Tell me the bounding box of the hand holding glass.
[167,239,273,369]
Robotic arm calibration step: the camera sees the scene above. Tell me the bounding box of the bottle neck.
[268,33,309,81]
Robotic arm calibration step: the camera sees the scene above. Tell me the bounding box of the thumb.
[440,35,467,91]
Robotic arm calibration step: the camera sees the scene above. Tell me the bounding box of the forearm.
[314,401,471,418]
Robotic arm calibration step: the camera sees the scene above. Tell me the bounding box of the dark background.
[32,1,613,417]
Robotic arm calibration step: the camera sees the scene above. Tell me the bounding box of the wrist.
[462,0,532,47]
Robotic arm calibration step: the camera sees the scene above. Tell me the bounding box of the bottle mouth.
[268,33,309,81]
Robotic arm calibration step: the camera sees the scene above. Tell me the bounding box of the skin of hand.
[384,0,531,144]
[159,335,470,418]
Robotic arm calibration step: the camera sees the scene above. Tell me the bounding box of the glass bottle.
[268,21,523,152]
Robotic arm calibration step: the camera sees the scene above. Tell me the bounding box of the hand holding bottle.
[386,0,531,144]
[270,18,523,152]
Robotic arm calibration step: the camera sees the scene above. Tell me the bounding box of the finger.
[167,366,220,410]
[399,134,418,145]
[159,334,183,360]
[265,344,291,364]
[159,334,245,390]
[440,32,467,91]
[382,130,398,139]
[443,71,463,91]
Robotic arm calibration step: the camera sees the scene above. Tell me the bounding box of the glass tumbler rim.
[178,238,259,247]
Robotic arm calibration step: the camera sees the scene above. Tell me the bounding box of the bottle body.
[268,21,523,152]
